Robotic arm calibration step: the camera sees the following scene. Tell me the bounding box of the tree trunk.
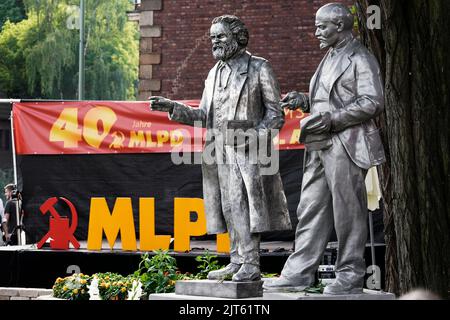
[356,0,450,298]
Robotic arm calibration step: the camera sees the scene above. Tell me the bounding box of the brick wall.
[139,0,353,100]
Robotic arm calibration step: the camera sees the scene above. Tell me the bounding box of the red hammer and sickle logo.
[37,197,80,249]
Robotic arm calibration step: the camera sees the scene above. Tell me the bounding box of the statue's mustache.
[213,44,226,51]
[212,40,239,60]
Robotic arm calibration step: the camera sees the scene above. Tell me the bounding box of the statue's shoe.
[323,281,363,295]
[232,264,261,282]
[207,263,241,280]
[262,276,310,292]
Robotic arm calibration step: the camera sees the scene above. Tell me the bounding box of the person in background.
[3,183,22,245]
[0,197,5,245]
[399,289,441,300]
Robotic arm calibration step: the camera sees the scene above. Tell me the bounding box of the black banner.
[19,150,305,243]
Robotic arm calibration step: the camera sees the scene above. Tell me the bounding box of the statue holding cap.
[264,3,385,295]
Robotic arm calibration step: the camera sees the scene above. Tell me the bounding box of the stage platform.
[0,240,385,289]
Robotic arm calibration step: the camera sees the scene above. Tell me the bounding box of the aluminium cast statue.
[149,15,291,282]
[263,3,386,295]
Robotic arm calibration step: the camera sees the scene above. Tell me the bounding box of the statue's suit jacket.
[170,51,292,234]
[309,38,386,169]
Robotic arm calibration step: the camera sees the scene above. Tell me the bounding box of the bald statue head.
[315,3,354,49]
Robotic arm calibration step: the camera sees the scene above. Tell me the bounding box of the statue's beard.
[212,40,240,61]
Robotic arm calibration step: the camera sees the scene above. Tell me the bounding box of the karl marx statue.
[263,3,385,294]
[149,15,291,282]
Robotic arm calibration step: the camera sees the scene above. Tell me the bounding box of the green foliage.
[0,0,26,30]
[304,281,327,294]
[194,251,225,280]
[0,0,138,100]
[350,5,359,32]
[52,273,91,300]
[134,250,182,294]
[0,17,36,98]
[261,272,279,278]
[133,250,226,294]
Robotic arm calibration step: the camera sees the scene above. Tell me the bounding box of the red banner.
[13,101,306,155]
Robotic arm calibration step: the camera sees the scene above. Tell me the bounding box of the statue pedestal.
[149,287,395,300]
[263,289,395,300]
[173,280,263,299]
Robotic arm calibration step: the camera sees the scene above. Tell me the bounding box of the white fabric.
[0,198,5,223]
[365,166,382,211]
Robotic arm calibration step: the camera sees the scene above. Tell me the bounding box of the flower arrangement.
[52,250,229,300]
[52,273,91,300]
[95,272,135,300]
[52,272,140,300]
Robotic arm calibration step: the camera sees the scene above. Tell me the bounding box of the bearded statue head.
[210,15,249,61]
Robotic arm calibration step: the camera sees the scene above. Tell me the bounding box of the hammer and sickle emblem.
[109,131,125,149]
[37,197,80,249]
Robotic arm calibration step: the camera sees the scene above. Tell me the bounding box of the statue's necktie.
[219,62,230,88]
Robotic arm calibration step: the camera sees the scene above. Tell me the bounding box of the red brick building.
[135,0,353,100]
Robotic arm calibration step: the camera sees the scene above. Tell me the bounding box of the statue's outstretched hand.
[280,91,309,111]
[149,96,175,113]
